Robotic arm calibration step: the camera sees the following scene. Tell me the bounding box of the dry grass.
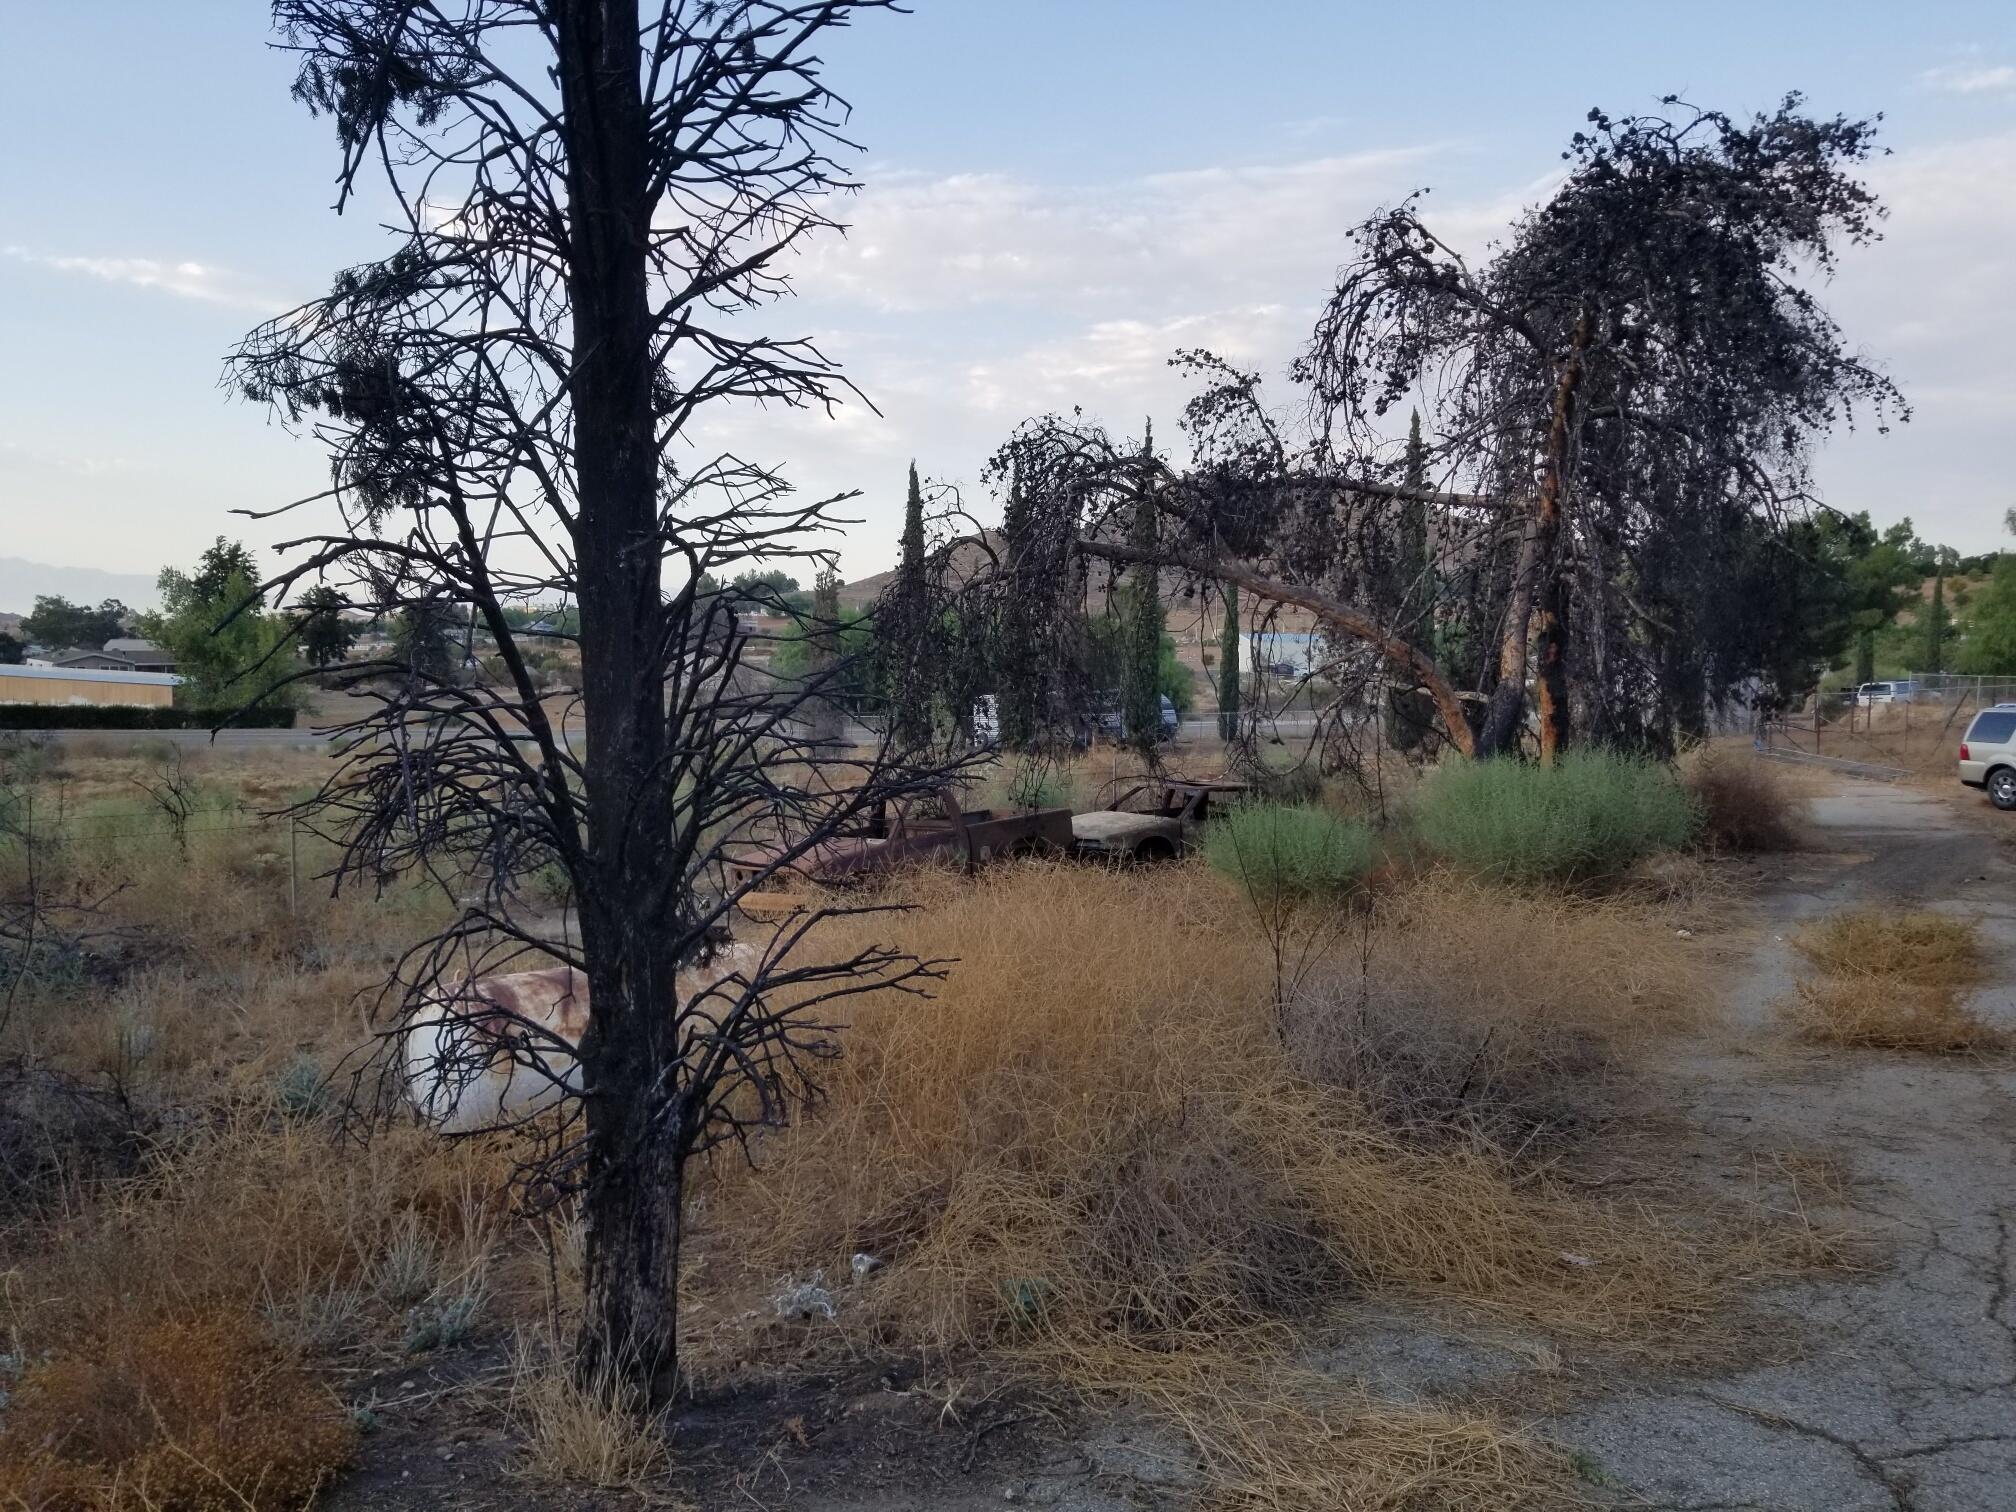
[0,749,1830,1509]
[1792,908,1985,989]
[1680,745,1807,854]
[1785,978,2008,1054]
[1783,908,2004,1055]
[687,864,1819,1507]
[505,1329,679,1495]
[703,864,1795,1349]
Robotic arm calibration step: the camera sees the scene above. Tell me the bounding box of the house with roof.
[35,639,178,674]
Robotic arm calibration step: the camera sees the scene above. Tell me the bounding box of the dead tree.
[983,358,1487,761]
[1302,97,1905,758]
[229,0,960,1408]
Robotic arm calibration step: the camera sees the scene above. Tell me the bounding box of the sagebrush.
[1411,751,1701,884]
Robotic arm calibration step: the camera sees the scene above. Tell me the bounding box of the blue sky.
[3,1,2014,597]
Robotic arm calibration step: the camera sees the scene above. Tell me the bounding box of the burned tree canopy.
[1303,95,1906,754]
[979,98,1902,764]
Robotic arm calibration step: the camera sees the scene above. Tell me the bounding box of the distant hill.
[0,557,160,618]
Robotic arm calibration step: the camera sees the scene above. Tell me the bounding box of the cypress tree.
[807,566,844,743]
[1121,423,1164,753]
[890,461,935,749]
[1216,581,1241,743]
[1397,410,1429,604]
[1922,564,1947,675]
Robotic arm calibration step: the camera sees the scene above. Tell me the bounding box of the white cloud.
[1,245,285,311]
[799,146,1445,317]
[1803,131,2016,548]
[1919,63,2016,95]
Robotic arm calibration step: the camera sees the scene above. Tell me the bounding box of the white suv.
[1958,706,2016,810]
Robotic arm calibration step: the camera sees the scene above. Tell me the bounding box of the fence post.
[288,820,299,917]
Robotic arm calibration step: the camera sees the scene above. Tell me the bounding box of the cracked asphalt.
[1555,782,2016,1511]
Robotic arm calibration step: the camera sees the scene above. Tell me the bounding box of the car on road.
[1958,706,2016,810]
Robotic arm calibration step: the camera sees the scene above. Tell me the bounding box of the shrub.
[1410,751,1701,885]
[0,1307,356,1510]
[1204,803,1375,903]
[1680,746,1804,854]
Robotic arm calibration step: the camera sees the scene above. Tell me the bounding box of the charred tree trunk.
[555,0,685,1406]
[1479,314,1589,762]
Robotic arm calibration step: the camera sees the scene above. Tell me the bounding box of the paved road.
[1556,780,2016,1510]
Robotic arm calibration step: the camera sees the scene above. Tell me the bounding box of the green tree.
[1216,581,1241,742]
[1121,425,1164,753]
[887,462,935,749]
[1958,561,2016,674]
[0,631,22,665]
[20,595,129,651]
[1957,516,2016,675]
[1920,564,1949,674]
[190,538,263,606]
[1086,592,1191,716]
[1818,513,1927,686]
[140,546,299,711]
[297,584,355,669]
[393,601,458,682]
[1385,411,1437,751]
[996,468,1041,750]
[1395,410,1429,607]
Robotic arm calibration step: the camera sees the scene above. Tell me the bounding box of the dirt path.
[1553,781,2016,1510]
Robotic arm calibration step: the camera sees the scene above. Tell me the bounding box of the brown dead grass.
[1792,908,1985,989]
[689,863,1824,1508]
[1680,745,1807,854]
[1786,978,2008,1055]
[505,1328,679,1497]
[705,864,1800,1347]
[1784,908,2005,1055]
[0,751,1830,1510]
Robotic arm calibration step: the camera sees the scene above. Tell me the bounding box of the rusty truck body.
[722,785,1074,894]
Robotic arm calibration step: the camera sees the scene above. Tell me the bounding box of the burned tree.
[985,355,1485,763]
[1304,96,1905,756]
[987,98,1902,763]
[230,0,959,1407]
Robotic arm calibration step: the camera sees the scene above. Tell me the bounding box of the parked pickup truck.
[1070,777,1250,863]
[722,785,1074,892]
